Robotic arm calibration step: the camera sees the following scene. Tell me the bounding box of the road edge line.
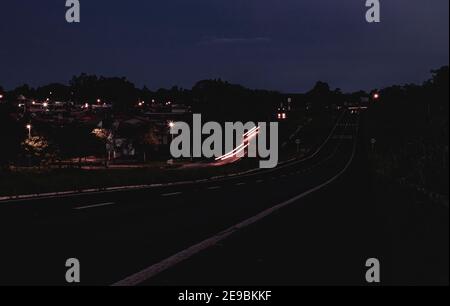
[0,112,347,205]
[112,119,359,287]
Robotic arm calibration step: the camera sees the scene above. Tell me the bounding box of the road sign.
[295,139,301,154]
[371,138,377,152]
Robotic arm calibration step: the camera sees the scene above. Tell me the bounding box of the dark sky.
[0,0,448,92]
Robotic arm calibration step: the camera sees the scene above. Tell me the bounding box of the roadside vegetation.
[366,66,449,198]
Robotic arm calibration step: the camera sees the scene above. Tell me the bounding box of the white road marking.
[161,192,182,197]
[255,180,264,184]
[74,202,115,210]
[112,121,359,287]
[207,186,221,190]
[1,112,349,206]
[235,182,246,186]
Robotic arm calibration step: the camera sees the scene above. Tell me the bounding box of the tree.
[306,81,335,111]
[0,105,24,170]
[428,66,449,116]
[70,74,139,111]
[22,136,57,167]
[137,126,161,162]
[9,84,34,100]
[191,79,281,122]
[92,128,112,166]
[366,66,449,194]
[49,126,104,167]
[92,128,109,140]
[35,83,71,101]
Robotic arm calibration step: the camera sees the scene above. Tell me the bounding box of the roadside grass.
[0,112,339,198]
[371,175,449,284]
[0,158,260,197]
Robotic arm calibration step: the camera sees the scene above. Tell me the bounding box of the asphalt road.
[0,111,446,286]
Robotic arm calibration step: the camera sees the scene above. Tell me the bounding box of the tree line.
[1,67,448,175]
[366,66,449,195]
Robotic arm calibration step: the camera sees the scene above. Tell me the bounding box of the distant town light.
[0,94,3,99]
[43,102,48,108]
[373,93,380,99]
[97,99,101,103]
[168,121,175,128]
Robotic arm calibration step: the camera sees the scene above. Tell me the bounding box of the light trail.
[215,127,260,161]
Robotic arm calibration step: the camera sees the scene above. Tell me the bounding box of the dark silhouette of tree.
[427,66,449,118]
[192,79,281,122]
[367,66,449,195]
[305,81,345,111]
[136,126,162,162]
[0,105,25,170]
[9,84,34,100]
[70,74,140,112]
[48,125,104,167]
[35,83,71,101]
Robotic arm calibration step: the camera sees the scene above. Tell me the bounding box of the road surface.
[0,111,447,286]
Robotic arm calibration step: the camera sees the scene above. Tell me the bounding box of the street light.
[26,124,32,138]
[373,93,380,100]
[169,121,175,141]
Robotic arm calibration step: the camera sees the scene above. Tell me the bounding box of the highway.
[0,111,446,286]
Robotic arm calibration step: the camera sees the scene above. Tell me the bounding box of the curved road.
[1,111,446,286]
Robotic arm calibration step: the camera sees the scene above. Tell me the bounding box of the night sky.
[0,0,448,92]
